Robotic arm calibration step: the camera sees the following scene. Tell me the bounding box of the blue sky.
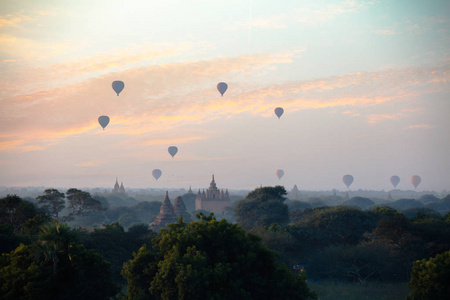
[0,0,449,191]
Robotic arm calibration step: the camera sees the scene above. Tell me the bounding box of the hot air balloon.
[411,175,421,189]
[390,175,400,188]
[168,146,178,158]
[274,107,284,119]
[98,116,110,130]
[152,169,162,181]
[276,169,284,180]
[342,174,354,189]
[217,82,228,97]
[112,81,124,96]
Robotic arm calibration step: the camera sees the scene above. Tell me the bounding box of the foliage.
[403,208,441,220]
[122,245,158,300]
[288,207,379,248]
[250,223,302,265]
[36,189,66,220]
[307,243,389,283]
[389,199,423,211]
[341,197,375,210]
[79,222,156,284]
[286,200,311,212]
[0,194,49,233]
[0,221,118,300]
[122,213,317,299]
[407,250,450,300]
[64,188,103,222]
[234,186,289,229]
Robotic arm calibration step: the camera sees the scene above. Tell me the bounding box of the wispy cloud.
[0,13,34,28]
[144,136,207,146]
[405,124,436,130]
[226,0,375,31]
[0,40,200,98]
[373,29,400,36]
[1,51,448,153]
[74,161,103,167]
[0,139,44,152]
[366,108,424,124]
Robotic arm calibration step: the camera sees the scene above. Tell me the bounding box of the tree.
[122,213,317,300]
[408,250,450,300]
[64,188,102,222]
[34,221,78,276]
[0,194,48,233]
[306,243,389,283]
[341,196,375,210]
[36,188,65,220]
[0,221,119,300]
[122,245,158,300]
[289,207,379,247]
[250,223,302,266]
[79,222,155,284]
[234,186,289,229]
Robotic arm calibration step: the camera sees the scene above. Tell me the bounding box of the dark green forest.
[1,186,449,299]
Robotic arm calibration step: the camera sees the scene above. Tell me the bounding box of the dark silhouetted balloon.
[274,107,284,119]
[411,175,421,189]
[98,116,110,130]
[390,175,400,188]
[217,82,228,97]
[276,169,284,180]
[342,174,354,188]
[152,169,162,181]
[168,146,178,158]
[112,81,124,96]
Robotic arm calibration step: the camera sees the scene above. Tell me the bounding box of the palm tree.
[34,221,78,276]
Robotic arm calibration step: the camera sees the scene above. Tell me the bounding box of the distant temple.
[112,178,126,194]
[150,192,190,231]
[195,175,230,215]
[289,184,301,200]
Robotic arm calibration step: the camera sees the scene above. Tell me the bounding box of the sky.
[1,0,449,192]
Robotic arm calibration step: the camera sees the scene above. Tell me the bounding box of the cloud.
[366,108,424,124]
[74,161,103,167]
[0,13,34,28]
[0,139,44,152]
[226,0,375,31]
[373,29,400,36]
[1,51,448,153]
[0,40,200,99]
[405,124,436,130]
[144,136,207,146]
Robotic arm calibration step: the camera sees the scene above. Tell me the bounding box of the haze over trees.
[1,186,450,299]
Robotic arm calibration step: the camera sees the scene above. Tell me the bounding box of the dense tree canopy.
[0,221,118,300]
[234,186,289,229]
[0,195,47,232]
[408,250,450,300]
[79,222,155,284]
[122,213,316,300]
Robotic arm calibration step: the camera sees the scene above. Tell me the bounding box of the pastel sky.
[1,0,449,192]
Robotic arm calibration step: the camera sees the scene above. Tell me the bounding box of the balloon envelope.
[411,175,421,188]
[112,81,124,96]
[98,116,110,130]
[342,174,354,188]
[276,169,284,180]
[274,107,284,119]
[390,175,400,188]
[168,146,178,158]
[217,82,228,96]
[152,169,162,181]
